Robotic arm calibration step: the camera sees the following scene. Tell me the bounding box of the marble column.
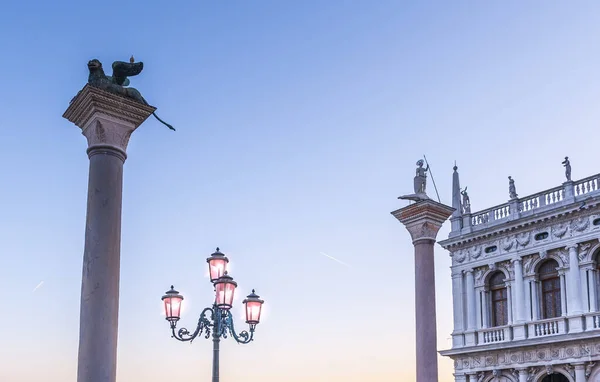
[517,368,529,382]
[465,270,476,330]
[559,272,568,317]
[568,245,584,314]
[453,373,467,382]
[567,245,584,332]
[531,278,540,321]
[512,259,525,322]
[512,258,526,339]
[63,85,155,382]
[589,269,598,312]
[451,271,465,347]
[392,200,454,382]
[574,363,586,382]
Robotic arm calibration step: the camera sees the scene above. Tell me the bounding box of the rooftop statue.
[461,187,471,214]
[508,176,518,199]
[398,159,430,202]
[562,156,571,182]
[86,57,175,131]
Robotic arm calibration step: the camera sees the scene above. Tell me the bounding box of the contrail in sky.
[32,281,44,293]
[319,252,351,268]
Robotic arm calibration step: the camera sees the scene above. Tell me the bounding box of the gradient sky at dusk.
[2,1,600,381]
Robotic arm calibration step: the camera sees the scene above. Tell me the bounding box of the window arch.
[489,271,508,327]
[539,259,561,319]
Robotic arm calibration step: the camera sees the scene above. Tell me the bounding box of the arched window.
[489,272,508,327]
[539,260,561,319]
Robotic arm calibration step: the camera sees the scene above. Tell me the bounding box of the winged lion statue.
[87,57,175,131]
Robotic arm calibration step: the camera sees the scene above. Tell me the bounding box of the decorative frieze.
[452,339,600,372]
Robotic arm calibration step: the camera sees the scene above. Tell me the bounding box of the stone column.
[574,363,586,382]
[481,287,489,328]
[567,245,585,332]
[451,271,465,347]
[568,245,584,314]
[453,373,467,382]
[589,269,598,312]
[392,200,454,382]
[63,85,155,382]
[512,258,526,339]
[531,278,540,320]
[517,368,529,382]
[559,271,568,317]
[465,270,476,329]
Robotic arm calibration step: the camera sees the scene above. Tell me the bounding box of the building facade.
[439,164,600,382]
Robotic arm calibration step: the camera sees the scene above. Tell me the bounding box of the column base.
[464,330,477,346]
[512,323,527,340]
[568,315,585,333]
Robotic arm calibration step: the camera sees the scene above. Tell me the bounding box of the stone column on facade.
[481,287,489,329]
[506,282,513,325]
[512,258,527,339]
[451,271,465,347]
[453,373,467,382]
[464,269,477,346]
[559,271,568,317]
[392,200,454,382]
[567,244,585,332]
[574,363,586,382]
[63,85,155,382]
[531,278,540,321]
[517,368,529,382]
[466,373,478,382]
[589,268,598,312]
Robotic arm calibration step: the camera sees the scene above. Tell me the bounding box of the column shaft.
[77,149,126,382]
[451,272,464,332]
[569,246,583,314]
[414,239,438,382]
[575,364,586,382]
[560,274,567,316]
[513,259,525,322]
[465,270,476,330]
[590,270,598,312]
[532,280,540,320]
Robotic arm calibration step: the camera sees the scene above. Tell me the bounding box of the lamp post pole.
[161,248,265,382]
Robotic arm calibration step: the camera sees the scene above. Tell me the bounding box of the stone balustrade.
[456,173,600,233]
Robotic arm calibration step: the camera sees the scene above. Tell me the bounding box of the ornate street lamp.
[162,248,265,382]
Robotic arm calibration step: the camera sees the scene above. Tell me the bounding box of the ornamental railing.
[459,173,600,233]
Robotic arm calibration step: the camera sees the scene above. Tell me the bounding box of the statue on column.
[398,159,430,202]
[461,187,471,214]
[562,156,571,181]
[508,176,518,199]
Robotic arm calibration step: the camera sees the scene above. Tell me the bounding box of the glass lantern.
[242,290,264,329]
[214,272,237,310]
[206,248,229,282]
[161,286,184,324]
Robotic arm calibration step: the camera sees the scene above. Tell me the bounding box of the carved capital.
[391,200,454,243]
[63,85,156,155]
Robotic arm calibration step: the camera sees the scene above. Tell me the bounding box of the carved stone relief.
[516,232,531,247]
[578,242,592,262]
[472,246,482,259]
[552,222,569,239]
[571,216,590,233]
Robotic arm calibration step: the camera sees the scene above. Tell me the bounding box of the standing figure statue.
[562,156,571,181]
[461,187,471,214]
[398,159,430,202]
[508,176,518,199]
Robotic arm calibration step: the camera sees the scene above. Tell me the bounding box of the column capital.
[63,85,156,155]
[566,244,579,251]
[512,257,522,264]
[391,200,454,243]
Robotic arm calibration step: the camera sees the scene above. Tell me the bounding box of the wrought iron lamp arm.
[171,307,214,343]
[220,309,254,344]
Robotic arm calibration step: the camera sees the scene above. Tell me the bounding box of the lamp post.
[161,248,265,382]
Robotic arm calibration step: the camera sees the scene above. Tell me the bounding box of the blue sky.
[2,1,600,381]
